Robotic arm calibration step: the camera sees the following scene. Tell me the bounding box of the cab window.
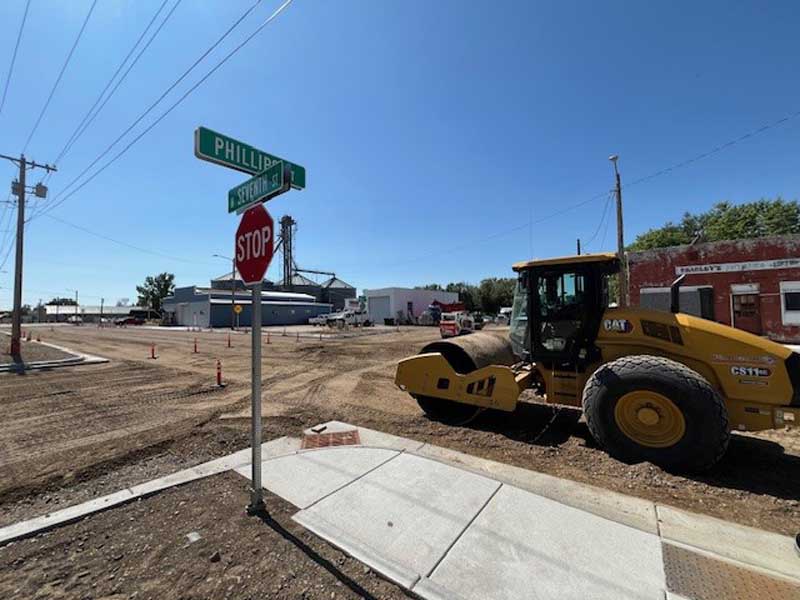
[535,271,586,355]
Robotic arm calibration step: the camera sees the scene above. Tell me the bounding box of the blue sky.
[1,0,799,307]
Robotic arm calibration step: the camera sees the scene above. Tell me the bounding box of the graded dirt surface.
[0,339,75,366]
[0,471,408,600]
[1,324,799,538]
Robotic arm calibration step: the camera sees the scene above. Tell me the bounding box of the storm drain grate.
[302,430,361,449]
[663,542,800,600]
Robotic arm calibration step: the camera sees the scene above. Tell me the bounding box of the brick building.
[628,235,800,343]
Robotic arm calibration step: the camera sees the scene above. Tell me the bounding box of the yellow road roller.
[395,253,799,471]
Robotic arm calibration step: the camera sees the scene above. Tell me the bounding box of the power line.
[584,192,613,250]
[49,0,172,170]
[39,0,269,215]
[379,105,800,268]
[43,213,215,266]
[22,0,98,154]
[0,0,31,115]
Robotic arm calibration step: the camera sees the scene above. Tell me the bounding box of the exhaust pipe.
[670,274,686,314]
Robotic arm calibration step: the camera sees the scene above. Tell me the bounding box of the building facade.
[628,235,800,342]
[162,285,332,328]
[364,287,459,325]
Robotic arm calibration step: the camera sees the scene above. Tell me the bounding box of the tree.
[415,284,443,291]
[136,273,175,313]
[116,298,130,307]
[47,297,77,306]
[629,198,800,251]
[477,278,516,314]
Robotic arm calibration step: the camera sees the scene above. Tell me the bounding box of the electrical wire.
[43,214,216,266]
[583,192,613,250]
[0,0,31,116]
[49,0,172,171]
[37,0,269,215]
[22,0,98,153]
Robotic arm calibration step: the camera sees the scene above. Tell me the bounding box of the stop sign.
[235,204,274,285]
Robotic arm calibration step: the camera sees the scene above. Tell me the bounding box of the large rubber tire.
[415,394,483,425]
[582,355,730,472]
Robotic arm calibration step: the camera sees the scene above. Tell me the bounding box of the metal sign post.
[248,282,265,514]
[197,125,301,515]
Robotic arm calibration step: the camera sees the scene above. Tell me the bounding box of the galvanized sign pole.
[248,282,265,513]
[196,126,301,515]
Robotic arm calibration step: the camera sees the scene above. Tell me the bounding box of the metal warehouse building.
[163,274,332,328]
[628,234,800,343]
[364,287,458,325]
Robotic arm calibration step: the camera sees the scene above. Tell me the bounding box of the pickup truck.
[327,309,372,327]
[308,314,331,326]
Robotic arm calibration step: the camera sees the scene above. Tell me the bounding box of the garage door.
[368,296,391,324]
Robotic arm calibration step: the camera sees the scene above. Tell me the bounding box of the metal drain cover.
[663,543,800,600]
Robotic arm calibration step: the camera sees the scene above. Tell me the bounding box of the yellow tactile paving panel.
[663,543,800,600]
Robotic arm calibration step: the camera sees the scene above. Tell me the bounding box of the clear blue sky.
[1,0,799,307]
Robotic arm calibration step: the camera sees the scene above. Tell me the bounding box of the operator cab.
[511,253,620,368]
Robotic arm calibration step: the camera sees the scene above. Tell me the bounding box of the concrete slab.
[236,446,400,509]
[415,442,659,535]
[304,421,426,452]
[293,452,501,584]
[423,484,665,600]
[657,505,800,583]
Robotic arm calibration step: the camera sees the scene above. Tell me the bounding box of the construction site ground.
[1,323,799,543]
[0,338,75,366]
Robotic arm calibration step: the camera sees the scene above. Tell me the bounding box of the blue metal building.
[162,273,332,328]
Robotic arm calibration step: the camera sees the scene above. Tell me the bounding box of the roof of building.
[322,276,354,289]
[287,273,320,287]
[512,253,619,271]
[169,288,316,302]
[44,305,144,315]
[211,271,274,285]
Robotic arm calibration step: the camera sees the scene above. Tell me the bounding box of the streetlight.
[213,254,236,330]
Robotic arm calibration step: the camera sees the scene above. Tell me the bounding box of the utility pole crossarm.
[5,152,57,354]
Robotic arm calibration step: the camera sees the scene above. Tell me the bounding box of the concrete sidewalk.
[2,420,798,599]
[234,421,800,600]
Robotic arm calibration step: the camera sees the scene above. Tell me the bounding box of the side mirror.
[670,274,686,313]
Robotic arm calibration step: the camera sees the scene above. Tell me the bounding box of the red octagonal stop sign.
[235,204,274,285]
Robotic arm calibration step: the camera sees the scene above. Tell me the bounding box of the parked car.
[115,316,144,326]
[66,315,83,325]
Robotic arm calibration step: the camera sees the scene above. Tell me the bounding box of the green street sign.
[228,161,288,213]
[194,126,306,189]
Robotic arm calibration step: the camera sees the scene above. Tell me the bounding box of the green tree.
[629,198,800,251]
[415,284,443,291]
[478,278,516,314]
[47,297,77,306]
[136,273,175,313]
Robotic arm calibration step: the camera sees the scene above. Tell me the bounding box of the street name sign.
[194,126,306,189]
[235,204,275,285]
[228,161,289,214]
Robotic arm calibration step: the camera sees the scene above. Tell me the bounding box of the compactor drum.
[396,253,800,471]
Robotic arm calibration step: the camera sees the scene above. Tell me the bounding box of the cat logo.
[603,318,632,333]
[731,366,771,377]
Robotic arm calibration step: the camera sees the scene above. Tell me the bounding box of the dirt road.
[1,324,799,535]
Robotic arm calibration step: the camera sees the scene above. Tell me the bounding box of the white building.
[364,287,458,325]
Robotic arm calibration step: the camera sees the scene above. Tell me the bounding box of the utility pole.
[609,154,627,307]
[1,153,56,354]
[100,297,104,326]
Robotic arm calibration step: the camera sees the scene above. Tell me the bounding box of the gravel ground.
[1,325,798,537]
[0,471,409,600]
